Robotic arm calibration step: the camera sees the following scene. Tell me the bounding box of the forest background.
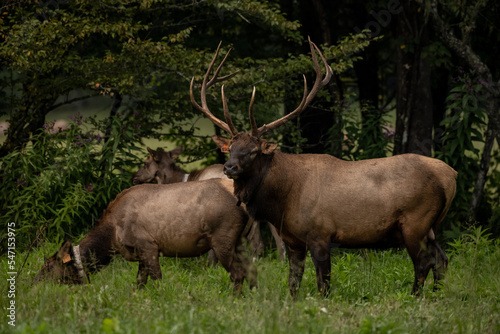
[1,0,499,252]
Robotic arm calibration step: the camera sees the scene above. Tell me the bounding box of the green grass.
[1,230,499,334]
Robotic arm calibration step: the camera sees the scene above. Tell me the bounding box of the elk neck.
[76,219,116,274]
[234,151,296,224]
[233,152,273,207]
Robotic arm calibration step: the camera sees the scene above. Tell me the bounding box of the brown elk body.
[190,38,457,297]
[132,146,286,261]
[35,179,257,293]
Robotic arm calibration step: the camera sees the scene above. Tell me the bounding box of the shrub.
[436,69,488,231]
[0,112,143,253]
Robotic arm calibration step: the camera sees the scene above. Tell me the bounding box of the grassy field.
[1,229,499,334]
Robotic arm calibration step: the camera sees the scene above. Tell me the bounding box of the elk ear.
[147,147,161,162]
[169,145,183,159]
[56,240,72,264]
[260,141,278,155]
[146,148,163,162]
[212,135,232,149]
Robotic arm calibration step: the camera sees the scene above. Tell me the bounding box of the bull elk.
[190,37,457,298]
[132,146,287,261]
[35,179,257,293]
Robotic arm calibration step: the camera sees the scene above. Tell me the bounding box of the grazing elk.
[190,38,457,298]
[132,146,286,261]
[132,146,225,185]
[35,179,257,293]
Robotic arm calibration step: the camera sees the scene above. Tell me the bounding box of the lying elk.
[132,146,286,261]
[190,37,457,298]
[35,179,257,293]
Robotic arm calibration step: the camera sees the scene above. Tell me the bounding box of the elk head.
[132,146,183,184]
[190,37,332,180]
[34,240,88,284]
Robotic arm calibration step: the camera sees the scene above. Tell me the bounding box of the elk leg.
[268,222,286,261]
[137,262,149,287]
[430,239,448,291]
[246,220,264,260]
[207,249,219,268]
[288,245,307,299]
[310,244,331,297]
[235,237,258,290]
[212,242,246,294]
[136,244,162,287]
[406,239,434,296]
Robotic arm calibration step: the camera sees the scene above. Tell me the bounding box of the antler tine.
[190,78,233,135]
[190,41,239,137]
[248,87,259,137]
[256,75,307,137]
[221,85,238,135]
[256,37,333,137]
[307,39,333,103]
[207,46,240,88]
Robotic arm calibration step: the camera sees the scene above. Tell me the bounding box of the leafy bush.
[330,102,392,161]
[0,112,143,253]
[485,149,500,235]
[436,69,488,230]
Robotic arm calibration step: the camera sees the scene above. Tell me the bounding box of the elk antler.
[191,38,332,139]
[190,41,240,137]
[253,36,333,137]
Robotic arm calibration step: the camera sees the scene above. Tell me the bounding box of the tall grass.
[1,228,499,334]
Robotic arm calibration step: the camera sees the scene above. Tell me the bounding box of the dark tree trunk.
[393,0,433,156]
[0,90,55,157]
[431,67,450,153]
[354,45,380,109]
[351,0,380,112]
[279,0,341,154]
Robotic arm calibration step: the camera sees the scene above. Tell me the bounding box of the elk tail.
[431,166,458,238]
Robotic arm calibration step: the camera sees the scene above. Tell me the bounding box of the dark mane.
[76,187,138,271]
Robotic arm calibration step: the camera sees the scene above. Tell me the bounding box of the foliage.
[0,0,372,151]
[436,69,488,228]
[1,229,499,333]
[485,149,500,235]
[0,112,143,253]
[331,101,393,161]
[445,227,500,301]
[0,0,305,155]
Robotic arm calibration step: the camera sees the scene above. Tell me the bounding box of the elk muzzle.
[224,162,240,179]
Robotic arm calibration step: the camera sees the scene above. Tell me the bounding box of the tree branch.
[428,0,491,80]
[47,93,101,113]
